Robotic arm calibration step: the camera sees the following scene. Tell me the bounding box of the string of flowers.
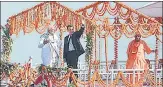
[4,65,163,87]
[75,1,162,42]
[85,25,95,64]
[76,2,160,24]
[8,1,94,36]
[7,2,162,42]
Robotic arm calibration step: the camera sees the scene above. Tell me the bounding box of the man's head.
[67,25,74,34]
[134,33,141,42]
[48,26,57,35]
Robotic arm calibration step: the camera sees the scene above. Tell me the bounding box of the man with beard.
[126,33,157,84]
[38,26,62,68]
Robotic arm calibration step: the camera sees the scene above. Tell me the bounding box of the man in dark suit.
[63,23,85,82]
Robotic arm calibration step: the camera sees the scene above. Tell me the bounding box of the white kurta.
[38,33,62,67]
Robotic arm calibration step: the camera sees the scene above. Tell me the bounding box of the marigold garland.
[2,65,162,87]
[7,2,162,43]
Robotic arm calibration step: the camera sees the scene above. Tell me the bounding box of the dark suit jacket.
[63,26,85,61]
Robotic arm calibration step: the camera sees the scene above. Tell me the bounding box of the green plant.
[36,64,68,74]
[68,83,76,87]
[1,24,13,62]
[0,62,18,77]
[85,25,95,64]
[0,23,14,77]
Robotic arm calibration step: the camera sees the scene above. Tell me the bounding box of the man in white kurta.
[38,28,62,68]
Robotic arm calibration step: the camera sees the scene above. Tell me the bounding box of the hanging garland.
[75,1,162,41]
[85,24,95,64]
[8,1,94,36]
[2,62,162,87]
[4,1,163,86]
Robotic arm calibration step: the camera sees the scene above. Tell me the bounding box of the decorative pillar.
[104,37,109,72]
[114,17,119,69]
[87,25,94,81]
[155,33,159,85]
[95,26,97,61]
[59,25,64,66]
[114,34,118,69]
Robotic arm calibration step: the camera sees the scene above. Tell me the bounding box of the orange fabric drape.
[126,40,152,69]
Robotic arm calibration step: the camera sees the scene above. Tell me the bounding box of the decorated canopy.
[75,2,162,40]
[7,2,162,40]
[8,2,94,35]
[136,2,162,17]
[136,2,162,23]
[1,2,163,86]
[136,2,163,23]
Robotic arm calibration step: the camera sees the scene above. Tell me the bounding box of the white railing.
[77,60,163,70]
[1,60,162,87]
[53,66,162,86]
[1,69,162,87]
[70,69,162,86]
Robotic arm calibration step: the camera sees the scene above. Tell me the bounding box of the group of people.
[38,21,156,83]
[38,23,85,71]
[38,23,85,83]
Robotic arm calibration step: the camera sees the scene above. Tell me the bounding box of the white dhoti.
[41,45,53,66]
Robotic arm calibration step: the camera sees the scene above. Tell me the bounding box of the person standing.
[63,22,85,82]
[38,27,62,68]
[126,33,157,84]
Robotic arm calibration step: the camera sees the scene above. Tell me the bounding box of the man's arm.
[127,41,132,58]
[75,24,85,38]
[38,34,49,48]
[142,40,152,54]
[38,37,45,48]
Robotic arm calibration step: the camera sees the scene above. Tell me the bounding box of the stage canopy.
[136,2,162,23]
[7,1,162,42]
[136,2,162,17]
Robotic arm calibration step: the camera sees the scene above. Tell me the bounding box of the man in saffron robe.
[126,33,156,84]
